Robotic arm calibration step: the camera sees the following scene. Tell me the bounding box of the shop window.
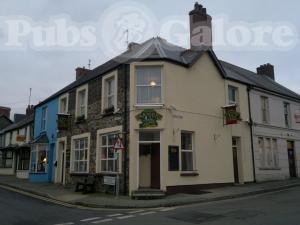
[181,132,195,171]
[18,150,30,170]
[30,144,48,173]
[0,151,13,168]
[136,66,162,105]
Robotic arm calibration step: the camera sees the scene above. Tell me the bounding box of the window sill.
[259,167,281,171]
[180,171,199,177]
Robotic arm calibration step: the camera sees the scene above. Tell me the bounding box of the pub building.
[46,3,255,197]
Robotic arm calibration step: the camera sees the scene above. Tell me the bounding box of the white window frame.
[261,96,270,124]
[135,66,163,106]
[96,126,122,174]
[228,85,238,105]
[75,84,88,119]
[101,72,118,113]
[258,137,279,169]
[58,93,69,114]
[180,131,195,172]
[41,107,48,131]
[283,102,291,128]
[70,133,90,174]
[30,144,48,173]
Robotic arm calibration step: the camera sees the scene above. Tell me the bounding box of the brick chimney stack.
[76,67,90,80]
[26,105,34,116]
[0,106,11,118]
[257,63,275,80]
[189,2,212,50]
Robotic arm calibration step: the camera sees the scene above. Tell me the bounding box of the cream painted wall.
[128,53,254,193]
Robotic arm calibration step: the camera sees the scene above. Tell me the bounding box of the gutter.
[247,85,256,183]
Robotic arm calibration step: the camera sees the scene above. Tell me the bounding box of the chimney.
[26,105,34,116]
[0,106,11,118]
[189,2,212,50]
[257,63,275,80]
[76,67,90,80]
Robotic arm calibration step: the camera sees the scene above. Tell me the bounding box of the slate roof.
[35,37,225,107]
[36,36,300,107]
[220,61,300,101]
[0,114,33,134]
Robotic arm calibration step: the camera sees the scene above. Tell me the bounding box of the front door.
[287,141,297,178]
[232,137,240,183]
[55,140,66,184]
[138,131,160,189]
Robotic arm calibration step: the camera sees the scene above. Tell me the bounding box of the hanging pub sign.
[222,105,242,125]
[57,114,70,130]
[136,109,163,128]
[16,135,26,142]
[295,111,300,123]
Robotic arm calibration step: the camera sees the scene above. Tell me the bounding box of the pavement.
[0,175,300,209]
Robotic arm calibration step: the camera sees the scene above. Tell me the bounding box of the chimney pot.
[257,63,275,80]
[76,67,90,80]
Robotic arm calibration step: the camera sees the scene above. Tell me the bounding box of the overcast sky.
[0,0,299,118]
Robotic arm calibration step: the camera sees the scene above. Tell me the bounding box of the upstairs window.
[136,66,162,105]
[283,102,291,128]
[261,96,269,124]
[102,73,117,113]
[76,85,88,119]
[59,94,69,114]
[41,107,48,131]
[228,86,238,105]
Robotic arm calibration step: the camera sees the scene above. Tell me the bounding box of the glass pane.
[101,160,107,171]
[149,86,161,103]
[108,160,114,171]
[139,132,160,142]
[80,139,84,149]
[101,147,107,159]
[137,86,149,104]
[79,150,84,160]
[108,147,114,158]
[181,152,193,171]
[181,133,192,150]
[75,150,79,160]
[108,134,117,146]
[136,67,161,85]
[102,136,107,146]
[74,162,79,172]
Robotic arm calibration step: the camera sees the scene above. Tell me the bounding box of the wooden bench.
[75,175,96,194]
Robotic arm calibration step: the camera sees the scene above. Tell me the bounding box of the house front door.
[232,137,240,184]
[55,140,66,184]
[287,141,297,178]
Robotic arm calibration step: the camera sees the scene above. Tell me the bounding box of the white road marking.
[128,209,145,214]
[91,218,113,224]
[107,213,123,217]
[117,215,135,220]
[54,223,74,225]
[159,207,177,212]
[140,211,156,216]
[80,217,101,222]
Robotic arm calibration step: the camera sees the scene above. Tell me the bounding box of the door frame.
[137,130,161,190]
[232,137,242,184]
[287,140,297,178]
[55,137,67,185]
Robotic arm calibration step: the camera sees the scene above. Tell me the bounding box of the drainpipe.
[123,64,129,195]
[247,85,256,183]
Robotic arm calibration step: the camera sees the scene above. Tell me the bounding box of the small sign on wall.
[103,176,116,186]
[16,135,26,142]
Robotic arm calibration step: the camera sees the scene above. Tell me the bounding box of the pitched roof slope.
[36,37,222,107]
[221,60,300,101]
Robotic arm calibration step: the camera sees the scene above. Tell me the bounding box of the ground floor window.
[72,137,89,173]
[258,137,279,168]
[18,150,30,170]
[30,144,48,173]
[100,133,119,172]
[181,132,195,171]
[0,150,13,168]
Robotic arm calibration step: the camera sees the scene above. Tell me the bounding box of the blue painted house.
[29,98,58,182]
